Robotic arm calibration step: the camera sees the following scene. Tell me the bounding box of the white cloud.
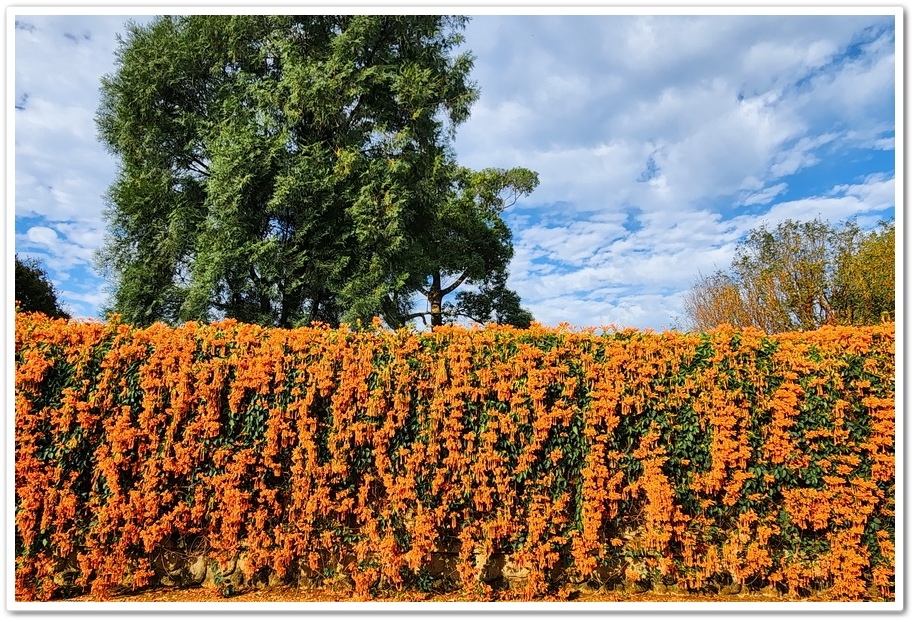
[55,222,106,249]
[756,173,895,225]
[18,224,99,271]
[786,28,894,130]
[870,137,895,150]
[768,132,839,177]
[831,172,895,202]
[529,291,687,332]
[739,38,838,95]
[739,183,788,206]
[25,226,59,247]
[516,218,629,265]
[57,285,111,319]
[643,87,801,203]
[508,204,746,330]
[510,167,893,330]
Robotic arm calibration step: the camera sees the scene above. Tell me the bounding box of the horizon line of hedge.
[14,312,895,600]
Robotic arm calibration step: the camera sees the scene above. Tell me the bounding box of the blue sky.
[11,8,899,331]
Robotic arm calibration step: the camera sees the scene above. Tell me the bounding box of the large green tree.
[97,15,534,329]
[15,255,70,319]
[684,218,895,332]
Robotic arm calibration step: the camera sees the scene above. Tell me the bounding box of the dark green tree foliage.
[449,268,534,328]
[14,255,70,319]
[96,15,525,328]
[396,165,538,328]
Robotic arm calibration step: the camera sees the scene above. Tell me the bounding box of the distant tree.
[96,15,486,328]
[683,269,758,331]
[684,218,894,332]
[834,220,895,325]
[15,255,70,319]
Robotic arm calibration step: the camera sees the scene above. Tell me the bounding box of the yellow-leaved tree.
[684,218,894,332]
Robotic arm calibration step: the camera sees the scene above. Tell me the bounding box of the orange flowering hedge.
[15,312,895,601]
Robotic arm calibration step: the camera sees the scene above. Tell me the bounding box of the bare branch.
[401,311,430,324]
[451,310,488,325]
[440,270,470,297]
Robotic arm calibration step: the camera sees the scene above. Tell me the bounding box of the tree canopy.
[684,218,895,333]
[400,165,538,328]
[15,255,70,319]
[96,15,536,329]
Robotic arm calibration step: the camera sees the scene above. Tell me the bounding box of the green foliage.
[402,165,539,328]
[14,255,70,319]
[685,218,895,332]
[450,268,535,328]
[97,15,534,329]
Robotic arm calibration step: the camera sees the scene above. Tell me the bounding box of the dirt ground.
[55,583,836,604]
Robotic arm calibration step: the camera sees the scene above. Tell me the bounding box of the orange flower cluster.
[14,313,895,601]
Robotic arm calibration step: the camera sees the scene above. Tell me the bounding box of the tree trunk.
[429,271,443,327]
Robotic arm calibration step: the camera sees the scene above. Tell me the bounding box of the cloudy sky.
[11,8,899,331]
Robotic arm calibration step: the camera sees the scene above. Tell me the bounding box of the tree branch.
[188,156,210,177]
[440,269,470,297]
[400,310,430,327]
[451,310,489,325]
[402,311,430,320]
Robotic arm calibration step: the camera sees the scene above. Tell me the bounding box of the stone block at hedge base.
[152,549,206,587]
